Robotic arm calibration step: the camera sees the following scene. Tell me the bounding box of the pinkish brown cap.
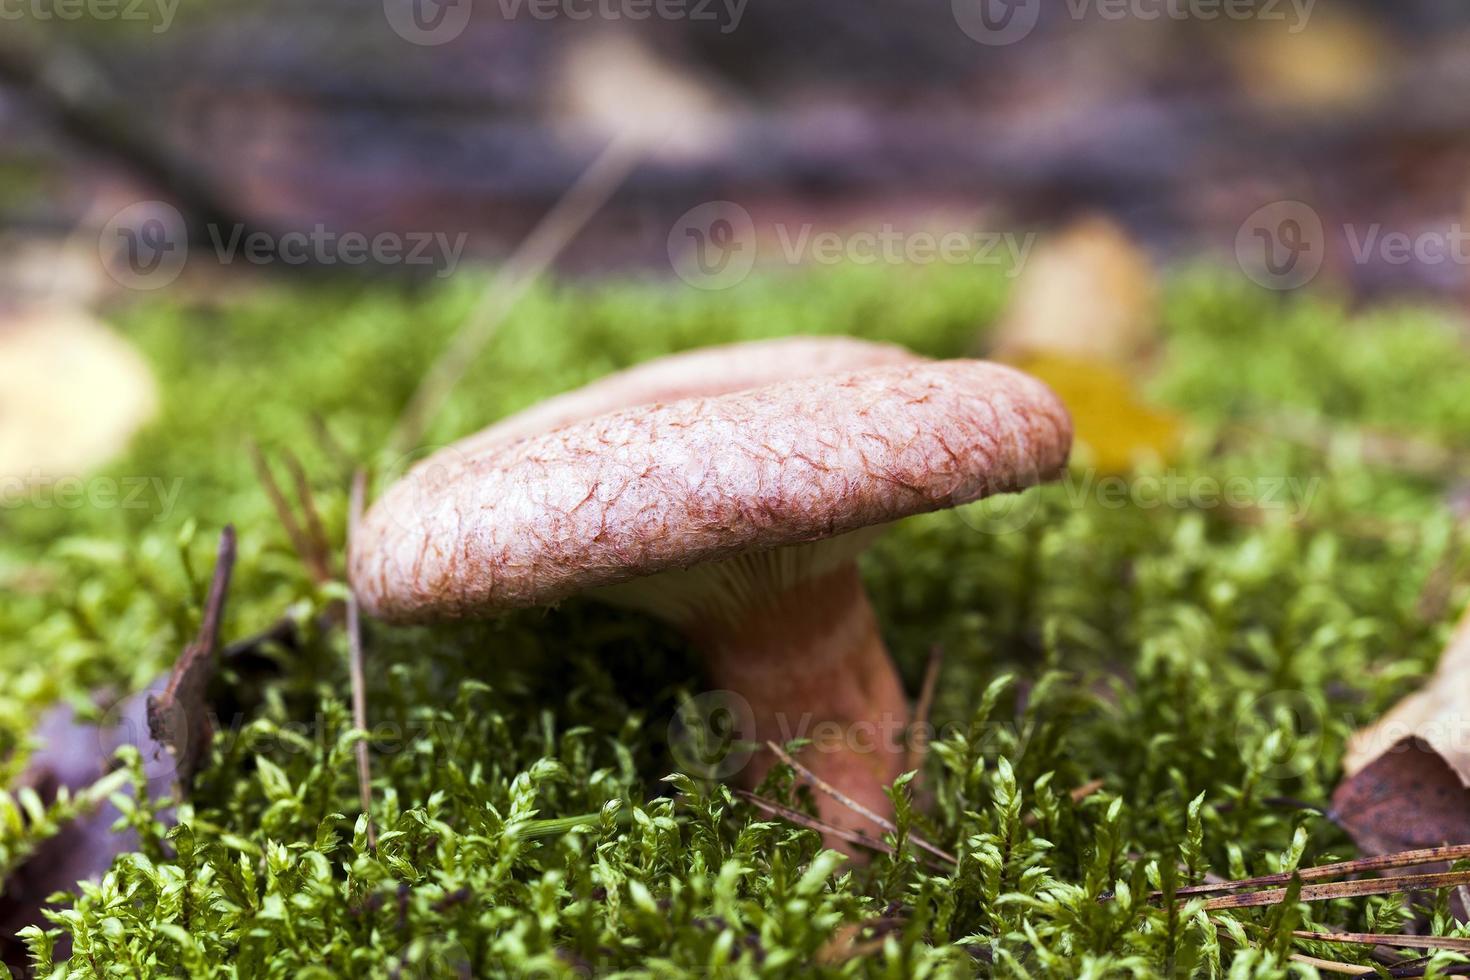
[352,358,1071,622]
[352,349,1071,846]
[452,335,923,456]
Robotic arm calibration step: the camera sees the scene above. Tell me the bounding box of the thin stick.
[904,645,943,774]
[308,412,355,478]
[1287,952,1376,976]
[1202,869,1470,911]
[281,450,331,578]
[389,136,642,454]
[764,740,958,866]
[1293,931,1470,954]
[1166,844,1470,899]
[735,790,896,859]
[147,526,237,784]
[347,469,376,850]
[249,442,329,584]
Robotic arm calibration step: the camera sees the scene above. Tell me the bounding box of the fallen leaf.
[0,686,171,970]
[1008,352,1182,475]
[0,305,157,482]
[1332,606,1470,919]
[147,525,237,788]
[1344,607,1470,783]
[990,218,1179,474]
[992,216,1159,365]
[1331,737,1470,856]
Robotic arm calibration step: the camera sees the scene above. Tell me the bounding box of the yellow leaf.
[1011,352,1182,475]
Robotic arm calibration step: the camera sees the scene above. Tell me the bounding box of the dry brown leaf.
[147,526,237,788]
[1343,608,1470,784]
[1331,737,1470,857]
[0,305,157,481]
[992,216,1159,365]
[1332,607,1470,918]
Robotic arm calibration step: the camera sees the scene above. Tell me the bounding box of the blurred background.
[4,0,1470,304]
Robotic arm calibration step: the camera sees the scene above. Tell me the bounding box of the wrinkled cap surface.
[454,335,923,455]
[352,358,1072,622]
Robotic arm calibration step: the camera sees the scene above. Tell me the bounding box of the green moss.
[1,262,1468,977]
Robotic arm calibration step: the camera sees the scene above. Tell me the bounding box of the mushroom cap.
[453,335,922,456]
[353,358,1072,623]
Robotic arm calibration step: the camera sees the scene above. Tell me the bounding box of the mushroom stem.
[687,564,908,843]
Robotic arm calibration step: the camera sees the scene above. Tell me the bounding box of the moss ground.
[2,263,1468,976]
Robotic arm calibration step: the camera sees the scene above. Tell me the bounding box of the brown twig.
[904,645,944,775]
[1202,869,1470,911]
[346,469,376,850]
[1164,844,1470,900]
[249,442,330,584]
[389,135,642,454]
[735,790,895,859]
[281,450,332,578]
[147,526,237,786]
[1293,931,1470,954]
[308,413,355,479]
[764,740,958,867]
[1288,952,1380,976]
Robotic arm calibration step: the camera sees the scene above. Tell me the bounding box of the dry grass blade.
[764,740,958,866]
[1288,952,1380,975]
[281,449,331,576]
[249,441,330,583]
[904,644,943,774]
[1293,930,1470,953]
[346,469,376,850]
[1167,844,1470,899]
[389,135,642,454]
[1202,869,1470,910]
[735,790,895,859]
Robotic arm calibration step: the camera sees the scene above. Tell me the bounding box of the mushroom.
[452,335,923,456]
[352,348,1071,839]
